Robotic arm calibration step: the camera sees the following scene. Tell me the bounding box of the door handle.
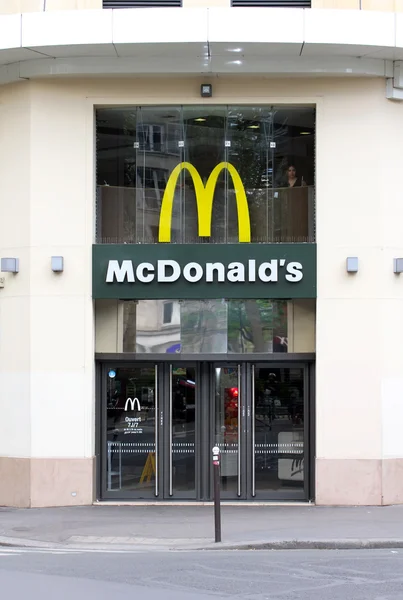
[237,364,241,497]
[252,365,256,497]
[154,364,159,498]
[169,364,173,497]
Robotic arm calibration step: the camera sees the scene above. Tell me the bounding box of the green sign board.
[92,244,316,300]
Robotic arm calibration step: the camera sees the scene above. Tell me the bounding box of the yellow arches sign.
[158,162,251,243]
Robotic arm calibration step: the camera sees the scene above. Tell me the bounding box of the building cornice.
[0,8,402,87]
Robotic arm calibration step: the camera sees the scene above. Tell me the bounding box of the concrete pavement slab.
[1,504,403,551]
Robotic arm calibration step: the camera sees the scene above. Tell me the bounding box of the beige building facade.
[0,4,403,507]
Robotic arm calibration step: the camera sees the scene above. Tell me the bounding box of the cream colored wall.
[313,0,403,9]
[315,77,403,464]
[0,83,32,458]
[28,81,94,460]
[95,299,124,352]
[0,80,94,464]
[287,300,316,353]
[0,0,101,13]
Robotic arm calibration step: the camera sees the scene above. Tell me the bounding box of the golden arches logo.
[158,162,251,243]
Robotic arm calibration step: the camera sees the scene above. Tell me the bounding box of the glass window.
[96,299,315,354]
[227,300,287,354]
[96,105,315,244]
[163,302,173,325]
[181,300,227,353]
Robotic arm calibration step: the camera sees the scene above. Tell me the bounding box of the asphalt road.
[1,546,403,599]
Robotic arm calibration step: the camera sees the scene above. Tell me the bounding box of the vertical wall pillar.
[0,81,95,507]
[0,83,32,507]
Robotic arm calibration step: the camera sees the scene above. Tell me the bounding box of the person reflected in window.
[286,165,306,188]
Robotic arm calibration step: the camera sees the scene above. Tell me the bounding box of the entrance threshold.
[94,501,313,507]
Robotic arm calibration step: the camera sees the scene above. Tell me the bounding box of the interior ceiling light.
[229,60,243,65]
[229,47,243,52]
[248,124,260,129]
[300,131,311,135]
[194,117,207,122]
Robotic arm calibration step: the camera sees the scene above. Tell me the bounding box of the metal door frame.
[99,361,162,500]
[246,361,311,502]
[208,362,247,500]
[162,361,202,500]
[96,358,315,502]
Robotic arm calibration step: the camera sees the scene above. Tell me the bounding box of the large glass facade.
[96,105,315,244]
[97,104,315,502]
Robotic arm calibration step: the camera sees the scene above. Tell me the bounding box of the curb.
[2,535,403,552]
[199,539,403,551]
[0,536,63,549]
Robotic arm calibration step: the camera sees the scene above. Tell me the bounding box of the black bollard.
[212,446,221,543]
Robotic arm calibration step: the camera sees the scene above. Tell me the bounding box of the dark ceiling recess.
[231,0,310,6]
[103,0,182,7]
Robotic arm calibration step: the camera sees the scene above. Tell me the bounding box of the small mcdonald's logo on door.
[124,397,141,412]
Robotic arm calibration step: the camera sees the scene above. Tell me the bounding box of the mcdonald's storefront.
[94,104,317,502]
[3,74,403,509]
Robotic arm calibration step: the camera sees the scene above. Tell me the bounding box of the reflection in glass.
[106,366,156,496]
[171,365,196,496]
[227,106,273,243]
[136,107,182,243]
[133,300,180,354]
[117,299,289,354]
[253,367,304,496]
[215,366,239,495]
[96,105,315,244]
[183,106,226,243]
[228,300,287,353]
[181,300,227,353]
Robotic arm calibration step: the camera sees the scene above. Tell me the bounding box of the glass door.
[166,363,198,499]
[103,364,159,499]
[100,361,310,502]
[213,364,245,499]
[250,364,307,500]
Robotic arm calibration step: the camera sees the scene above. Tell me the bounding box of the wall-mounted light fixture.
[346,257,358,273]
[201,83,212,98]
[51,256,64,273]
[393,258,403,274]
[1,257,19,273]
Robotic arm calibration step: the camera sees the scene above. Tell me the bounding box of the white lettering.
[183,262,203,283]
[157,260,181,283]
[285,262,303,282]
[227,262,245,282]
[106,260,135,283]
[206,262,225,282]
[136,262,154,283]
[258,260,278,282]
[248,259,256,282]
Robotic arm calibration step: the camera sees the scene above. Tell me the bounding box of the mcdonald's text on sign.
[106,258,303,285]
[93,244,316,300]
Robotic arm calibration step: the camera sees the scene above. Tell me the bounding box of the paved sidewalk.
[1,504,403,551]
